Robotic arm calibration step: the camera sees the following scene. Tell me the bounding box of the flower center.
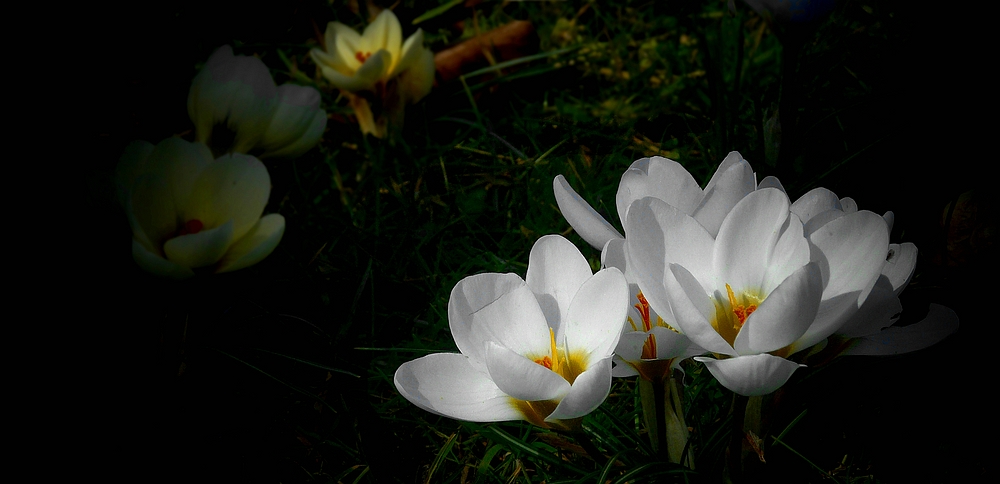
[711,283,763,347]
[531,327,587,384]
[355,51,372,63]
[177,219,204,236]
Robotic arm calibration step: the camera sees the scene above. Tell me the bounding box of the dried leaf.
[434,20,538,83]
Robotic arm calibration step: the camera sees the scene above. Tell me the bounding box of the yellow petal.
[216,213,285,273]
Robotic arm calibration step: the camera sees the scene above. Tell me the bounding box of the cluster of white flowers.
[393,152,958,439]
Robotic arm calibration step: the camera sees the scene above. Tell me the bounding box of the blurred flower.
[116,138,285,279]
[310,9,434,137]
[625,184,890,396]
[394,235,628,430]
[188,45,326,159]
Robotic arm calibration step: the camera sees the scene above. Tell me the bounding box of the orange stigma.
[534,328,561,374]
[355,51,372,63]
[726,283,757,328]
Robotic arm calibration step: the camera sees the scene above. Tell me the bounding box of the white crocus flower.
[394,235,628,430]
[116,138,285,279]
[188,45,326,159]
[625,185,889,396]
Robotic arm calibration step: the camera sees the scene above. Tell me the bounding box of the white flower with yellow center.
[116,138,285,279]
[625,186,890,396]
[394,235,628,429]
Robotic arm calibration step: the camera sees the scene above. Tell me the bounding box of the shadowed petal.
[696,354,805,396]
[163,220,234,268]
[553,175,622,250]
[844,304,958,355]
[392,29,426,78]
[883,243,917,295]
[184,153,271,242]
[132,239,195,280]
[215,214,285,273]
[835,276,901,338]
[394,353,525,422]
[259,84,327,159]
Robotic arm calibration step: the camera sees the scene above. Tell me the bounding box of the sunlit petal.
[553,175,622,250]
[734,263,821,355]
[394,353,525,422]
[526,234,594,331]
[565,267,628,359]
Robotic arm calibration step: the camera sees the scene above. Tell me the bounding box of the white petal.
[485,342,570,402]
[396,46,435,104]
[713,187,791,293]
[546,356,613,421]
[215,213,285,273]
[649,325,696,360]
[809,210,889,304]
[843,304,959,356]
[553,175,622,250]
[330,22,363,71]
[448,273,550,368]
[183,153,271,242]
[601,237,628,274]
[664,264,735,356]
[615,156,702,228]
[734,263,822,355]
[394,353,524,422]
[790,187,841,225]
[259,84,327,159]
[625,197,714,291]
[391,29,425,78]
[144,138,213,207]
[834,276,901,338]
[761,212,810,294]
[565,267,628,360]
[692,152,756,237]
[614,331,649,363]
[525,234,594,333]
[363,9,402,62]
[756,175,785,193]
[696,354,805,396]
